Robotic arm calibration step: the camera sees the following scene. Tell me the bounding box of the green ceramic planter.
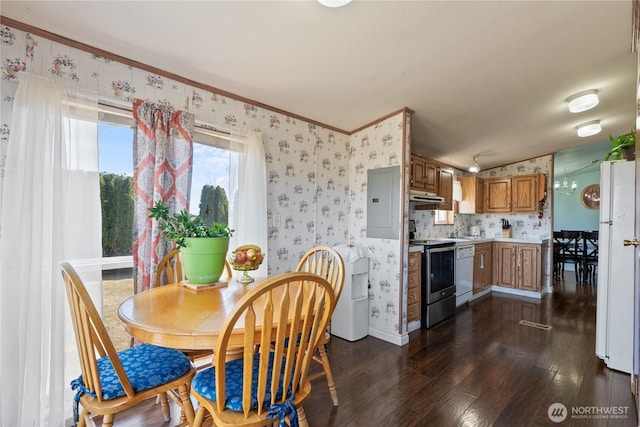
[180,237,230,284]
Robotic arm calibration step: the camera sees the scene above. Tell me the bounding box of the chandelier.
[554,160,598,196]
[555,175,578,195]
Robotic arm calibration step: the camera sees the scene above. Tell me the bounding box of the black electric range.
[409,239,456,249]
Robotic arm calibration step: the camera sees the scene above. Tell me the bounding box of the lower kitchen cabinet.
[407,251,421,323]
[473,243,492,293]
[493,242,541,291]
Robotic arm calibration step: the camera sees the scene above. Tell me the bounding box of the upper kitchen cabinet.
[484,174,546,214]
[410,154,437,193]
[512,175,543,213]
[484,178,512,213]
[458,176,484,214]
[411,154,454,211]
[436,165,454,211]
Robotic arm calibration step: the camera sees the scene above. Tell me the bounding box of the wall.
[468,156,553,241]
[347,112,407,344]
[411,169,471,240]
[553,169,600,232]
[0,25,351,275]
[1,24,413,344]
[410,155,553,241]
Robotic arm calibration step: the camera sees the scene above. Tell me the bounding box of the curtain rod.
[96,99,243,142]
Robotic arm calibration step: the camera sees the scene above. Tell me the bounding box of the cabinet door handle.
[480,253,484,269]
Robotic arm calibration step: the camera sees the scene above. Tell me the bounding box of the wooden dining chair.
[556,230,583,282]
[61,262,196,427]
[190,271,336,427]
[155,247,233,287]
[154,248,234,364]
[582,230,599,283]
[295,246,345,406]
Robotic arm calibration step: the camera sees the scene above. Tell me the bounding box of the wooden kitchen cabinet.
[411,155,454,211]
[410,154,437,193]
[484,174,545,214]
[407,251,422,323]
[436,165,454,211]
[517,244,541,291]
[473,243,492,293]
[459,176,484,214]
[484,178,512,213]
[512,175,539,213]
[492,242,541,291]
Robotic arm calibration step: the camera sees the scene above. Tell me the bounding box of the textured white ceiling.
[1,1,637,171]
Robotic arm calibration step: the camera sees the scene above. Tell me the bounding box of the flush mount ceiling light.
[576,120,602,137]
[317,0,352,7]
[468,155,480,173]
[567,90,599,113]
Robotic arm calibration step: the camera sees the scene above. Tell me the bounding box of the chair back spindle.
[191,272,335,425]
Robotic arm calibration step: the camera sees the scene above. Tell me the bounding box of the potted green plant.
[149,200,233,284]
[605,128,636,161]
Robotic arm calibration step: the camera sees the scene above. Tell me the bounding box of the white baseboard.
[491,285,542,299]
[469,288,491,302]
[407,320,421,333]
[368,327,408,346]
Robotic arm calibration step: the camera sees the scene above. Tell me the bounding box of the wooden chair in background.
[190,272,336,427]
[61,262,195,427]
[155,248,233,287]
[582,230,599,283]
[295,246,345,406]
[154,248,233,365]
[555,230,583,281]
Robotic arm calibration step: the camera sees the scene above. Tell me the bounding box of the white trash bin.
[331,244,369,341]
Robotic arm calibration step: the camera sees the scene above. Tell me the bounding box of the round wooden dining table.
[118,278,267,351]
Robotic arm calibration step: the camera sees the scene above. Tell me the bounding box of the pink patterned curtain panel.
[132,99,194,293]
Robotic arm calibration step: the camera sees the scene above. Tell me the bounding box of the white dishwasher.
[455,244,475,307]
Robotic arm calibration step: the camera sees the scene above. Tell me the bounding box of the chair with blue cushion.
[190,271,336,427]
[295,246,345,406]
[61,262,196,427]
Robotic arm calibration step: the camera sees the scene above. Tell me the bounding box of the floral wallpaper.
[471,156,553,242]
[0,24,409,342]
[0,23,553,342]
[347,113,406,340]
[411,157,553,242]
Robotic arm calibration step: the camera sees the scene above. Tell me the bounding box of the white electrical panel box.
[366,166,400,239]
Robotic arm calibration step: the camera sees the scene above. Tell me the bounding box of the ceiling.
[1,1,637,171]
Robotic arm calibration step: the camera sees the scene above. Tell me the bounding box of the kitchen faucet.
[450,224,466,238]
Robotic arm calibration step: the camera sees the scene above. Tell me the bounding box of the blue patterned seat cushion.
[71,343,191,401]
[192,352,290,412]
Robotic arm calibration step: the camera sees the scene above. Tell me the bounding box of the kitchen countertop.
[419,237,547,245]
[409,237,548,253]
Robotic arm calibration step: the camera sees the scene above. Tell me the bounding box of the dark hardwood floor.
[90,276,638,426]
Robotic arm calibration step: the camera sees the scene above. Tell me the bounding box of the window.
[97,111,234,350]
[190,141,231,225]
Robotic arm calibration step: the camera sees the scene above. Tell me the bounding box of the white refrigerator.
[595,160,634,374]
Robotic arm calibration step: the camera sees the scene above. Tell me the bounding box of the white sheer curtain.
[0,73,101,426]
[229,130,268,276]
